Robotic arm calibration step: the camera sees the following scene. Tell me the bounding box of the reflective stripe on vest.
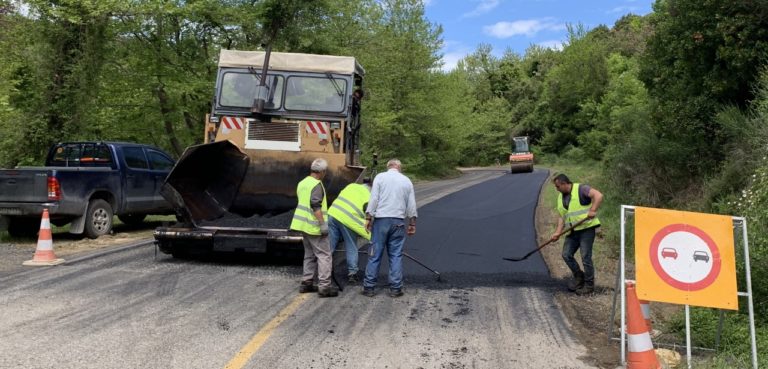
[290,176,328,235]
[327,183,371,240]
[556,183,601,231]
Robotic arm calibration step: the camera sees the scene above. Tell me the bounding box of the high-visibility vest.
[557,183,601,231]
[328,183,371,240]
[290,176,328,235]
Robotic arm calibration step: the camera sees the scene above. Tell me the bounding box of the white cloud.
[483,18,565,38]
[441,51,467,72]
[422,0,434,6]
[537,40,564,51]
[608,6,640,14]
[438,42,472,72]
[462,0,500,18]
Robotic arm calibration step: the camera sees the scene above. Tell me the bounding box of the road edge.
[534,167,619,369]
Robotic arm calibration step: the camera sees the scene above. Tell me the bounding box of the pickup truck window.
[123,147,149,169]
[147,150,174,170]
[49,143,114,167]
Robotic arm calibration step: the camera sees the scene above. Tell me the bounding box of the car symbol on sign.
[661,247,678,259]
[693,250,710,263]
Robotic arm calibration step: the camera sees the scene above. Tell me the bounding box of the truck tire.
[7,218,39,238]
[84,199,113,239]
[118,214,146,226]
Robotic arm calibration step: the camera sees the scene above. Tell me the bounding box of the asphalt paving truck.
[154,50,366,257]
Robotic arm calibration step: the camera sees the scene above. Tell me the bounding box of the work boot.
[299,282,318,294]
[576,282,594,296]
[361,287,375,297]
[318,286,339,298]
[388,289,404,298]
[347,273,359,284]
[568,271,585,292]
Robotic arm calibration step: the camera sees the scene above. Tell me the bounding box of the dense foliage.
[1,0,767,364]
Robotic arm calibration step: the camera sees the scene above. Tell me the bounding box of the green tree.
[537,25,611,154]
[638,0,768,197]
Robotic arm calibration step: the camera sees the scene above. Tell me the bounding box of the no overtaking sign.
[635,207,738,310]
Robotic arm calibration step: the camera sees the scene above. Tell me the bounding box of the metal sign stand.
[613,205,757,369]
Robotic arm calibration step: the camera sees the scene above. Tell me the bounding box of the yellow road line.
[223,293,310,369]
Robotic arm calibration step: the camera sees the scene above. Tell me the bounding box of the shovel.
[503,218,587,262]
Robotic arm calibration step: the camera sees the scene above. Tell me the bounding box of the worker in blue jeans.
[327,182,371,283]
[362,159,417,298]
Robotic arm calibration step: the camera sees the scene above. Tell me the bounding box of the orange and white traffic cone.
[22,209,65,266]
[639,299,652,331]
[639,299,661,338]
[626,281,661,369]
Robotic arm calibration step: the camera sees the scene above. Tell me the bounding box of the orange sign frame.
[635,207,738,310]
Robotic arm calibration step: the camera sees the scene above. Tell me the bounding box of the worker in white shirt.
[361,159,417,298]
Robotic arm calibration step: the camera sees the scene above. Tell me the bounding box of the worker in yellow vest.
[549,173,603,295]
[327,180,371,283]
[290,158,338,298]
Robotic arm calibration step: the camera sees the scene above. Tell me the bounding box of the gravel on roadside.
[0,222,159,276]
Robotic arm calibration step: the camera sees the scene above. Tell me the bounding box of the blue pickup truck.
[0,142,175,238]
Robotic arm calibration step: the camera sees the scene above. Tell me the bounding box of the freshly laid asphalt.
[355,168,550,289]
[404,168,548,277]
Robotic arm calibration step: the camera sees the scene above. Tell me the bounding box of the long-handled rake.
[356,243,442,282]
[403,251,442,282]
[502,218,587,262]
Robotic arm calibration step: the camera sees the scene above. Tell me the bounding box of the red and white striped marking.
[305,121,329,139]
[222,116,246,130]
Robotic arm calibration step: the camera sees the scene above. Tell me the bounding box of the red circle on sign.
[649,224,721,291]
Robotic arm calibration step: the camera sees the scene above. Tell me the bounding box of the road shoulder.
[534,169,619,368]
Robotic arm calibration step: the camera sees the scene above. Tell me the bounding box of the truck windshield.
[219,72,284,109]
[284,76,347,112]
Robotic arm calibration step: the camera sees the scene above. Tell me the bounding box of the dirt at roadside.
[0,222,161,275]
[534,174,618,368]
[535,171,683,369]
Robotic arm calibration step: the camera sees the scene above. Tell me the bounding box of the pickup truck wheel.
[7,218,39,238]
[118,214,146,226]
[84,199,113,239]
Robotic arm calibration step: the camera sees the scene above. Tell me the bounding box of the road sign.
[635,207,738,310]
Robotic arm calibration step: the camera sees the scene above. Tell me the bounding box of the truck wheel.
[118,214,146,226]
[7,218,39,238]
[84,199,113,239]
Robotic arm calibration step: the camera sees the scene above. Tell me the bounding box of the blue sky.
[423,0,655,70]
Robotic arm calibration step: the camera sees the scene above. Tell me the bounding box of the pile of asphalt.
[198,211,294,228]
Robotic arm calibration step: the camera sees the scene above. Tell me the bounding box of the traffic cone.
[23,209,65,266]
[639,299,661,338]
[626,281,661,369]
[639,299,652,331]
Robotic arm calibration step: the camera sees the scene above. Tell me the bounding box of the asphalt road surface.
[0,168,596,369]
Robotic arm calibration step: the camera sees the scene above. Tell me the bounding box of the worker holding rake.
[549,174,603,295]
